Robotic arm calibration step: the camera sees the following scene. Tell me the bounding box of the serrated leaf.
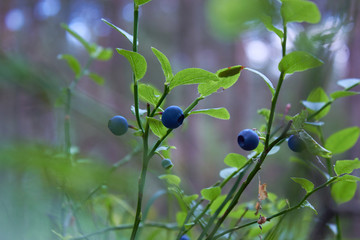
[223,153,247,168]
[102,18,134,44]
[170,68,219,90]
[159,174,181,186]
[337,78,360,89]
[152,47,173,83]
[137,83,162,107]
[281,0,321,24]
[330,91,359,99]
[325,127,360,155]
[201,186,221,201]
[291,177,314,193]
[299,130,332,158]
[334,158,360,175]
[135,0,152,6]
[117,48,147,81]
[58,54,81,78]
[331,181,357,204]
[300,200,318,215]
[245,67,275,97]
[189,108,230,120]
[305,87,330,120]
[87,72,105,85]
[61,23,92,52]
[278,51,323,75]
[261,15,283,39]
[147,117,168,138]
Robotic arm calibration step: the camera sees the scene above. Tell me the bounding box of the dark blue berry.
[161,106,184,129]
[161,159,174,170]
[237,129,259,151]
[180,235,190,240]
[108,115,128,136]
[288,135,305,152]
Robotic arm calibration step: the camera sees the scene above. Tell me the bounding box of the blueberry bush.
[1,1,359,240]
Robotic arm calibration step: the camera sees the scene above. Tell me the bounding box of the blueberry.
[161,159,174,170]
[108,115,128,136]
[161,106,184,129]
[180,235,190,240]
[288,135,305,152]
[237,129,259,151]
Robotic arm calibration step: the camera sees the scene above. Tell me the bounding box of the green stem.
[336,213,342,240]
[150,85,169,117]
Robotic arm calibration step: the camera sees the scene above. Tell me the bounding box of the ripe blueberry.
[288,135,305,152]
[180,235,190,240]
[161,106,184,129]
[108,115,128,136]
[237,129,259,151]
[161,159,174,170]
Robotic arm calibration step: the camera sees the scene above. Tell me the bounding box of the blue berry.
[180,235,190,240]
[108,115,128,136]
[237,129,259,151]
[288,135,304,152]
[161,106,184,129]
[161,159,174,170]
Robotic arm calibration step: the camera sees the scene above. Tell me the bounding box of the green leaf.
[299,130,332,158]
[325,127,360,155]
[201,186,221,201]
[91,46,113,61]
[135,0,152,6]
[278,51,323,75]
[176,211,187,226]
[61,23,92,52]
[331,181,357,204]
[102,18,134,44]
[291,110,308,130]
[305,87,330,120]
[330,91,359,100]
[170,68,219,90]
[183,194,199,205]
[189,108,230,120]
[281,0,321,24]
[198,66,242,97]
[147,117,168,138]
[336,174,360,183]
[117,49,147,81]
[244,67,275,97]
[223,153,247,169]
[159,174,181,186]
[301,101,326,111]
[291,177,314,193]
[138,83,162,107]
[58,54,81,78]
[151,47,173,83]
[300,200,318,215]
[337,78,360,89]
[334,158,360,175]
[261,15,283,39]
[87,72,105,85]
[219,167,238,179]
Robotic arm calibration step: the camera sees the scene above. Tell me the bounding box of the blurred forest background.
[0,0,360,239]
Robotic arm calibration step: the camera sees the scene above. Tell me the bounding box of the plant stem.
[336,213,342,240]
[150,85,169,117]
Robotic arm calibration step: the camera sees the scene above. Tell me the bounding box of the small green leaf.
[137,83,162,107]
[299,130,332,158]
[183,194,199,205]
[159,174,181,186]
[117,49,147,81]
[331,181,357,204]
[201,186,221,201]
[281,0,321,24]
[261,15,283,39]
[301,101,326,111]
[337,78,360,89]
[330,91,359,100]
[102,18,134,44]
[58,54,81,78]
[219,167,238,179]
[61,23,92,52]
[325,127,360,155]
[223,153,247,169]
[87,72,105,85]
[244,67,275,97]
[189,108,230,120]
[291,177,314,193]
[147,117,168,138]
[170,68,219,90]
[91,46,113,61]
[176,211,187,226]
[336,174,360,183]
[305,87,330,120]
[300,200,318,215]
[334,158,360,175]
[278,51,323,75]
[258,108,270,121]
[135,0,152,6]
[291,110,308,130]
[151,47,173,83]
